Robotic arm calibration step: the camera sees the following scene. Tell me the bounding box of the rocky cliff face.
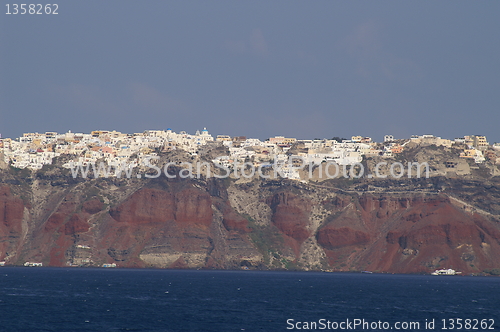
[316,194,500,273]
[1,156,500,275]
[0,186,27,262]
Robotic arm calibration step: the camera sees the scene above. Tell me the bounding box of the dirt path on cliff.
[448,195,498,219]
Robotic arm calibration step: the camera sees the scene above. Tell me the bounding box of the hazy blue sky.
[1,1,499,142]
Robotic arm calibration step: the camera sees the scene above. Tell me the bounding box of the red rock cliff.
[316,194,500,274]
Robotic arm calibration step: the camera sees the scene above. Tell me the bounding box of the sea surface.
[0,268,498,331]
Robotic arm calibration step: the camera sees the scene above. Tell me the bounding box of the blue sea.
[0,268,498,331]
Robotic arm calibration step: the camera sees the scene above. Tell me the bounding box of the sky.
[1,1,499,142]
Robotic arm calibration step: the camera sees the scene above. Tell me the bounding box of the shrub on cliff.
[483,268,500,275]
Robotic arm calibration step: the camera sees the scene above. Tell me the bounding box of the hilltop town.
[0,128,500,273]
[1,129,499,180]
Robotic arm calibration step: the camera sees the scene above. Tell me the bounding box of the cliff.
[1,150,500,275]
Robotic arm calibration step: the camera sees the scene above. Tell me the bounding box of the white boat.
[431,268,461,275]
[24,262,43,267]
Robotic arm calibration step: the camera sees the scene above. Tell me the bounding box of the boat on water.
[24,262,43,267]
[431,268,461,275]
